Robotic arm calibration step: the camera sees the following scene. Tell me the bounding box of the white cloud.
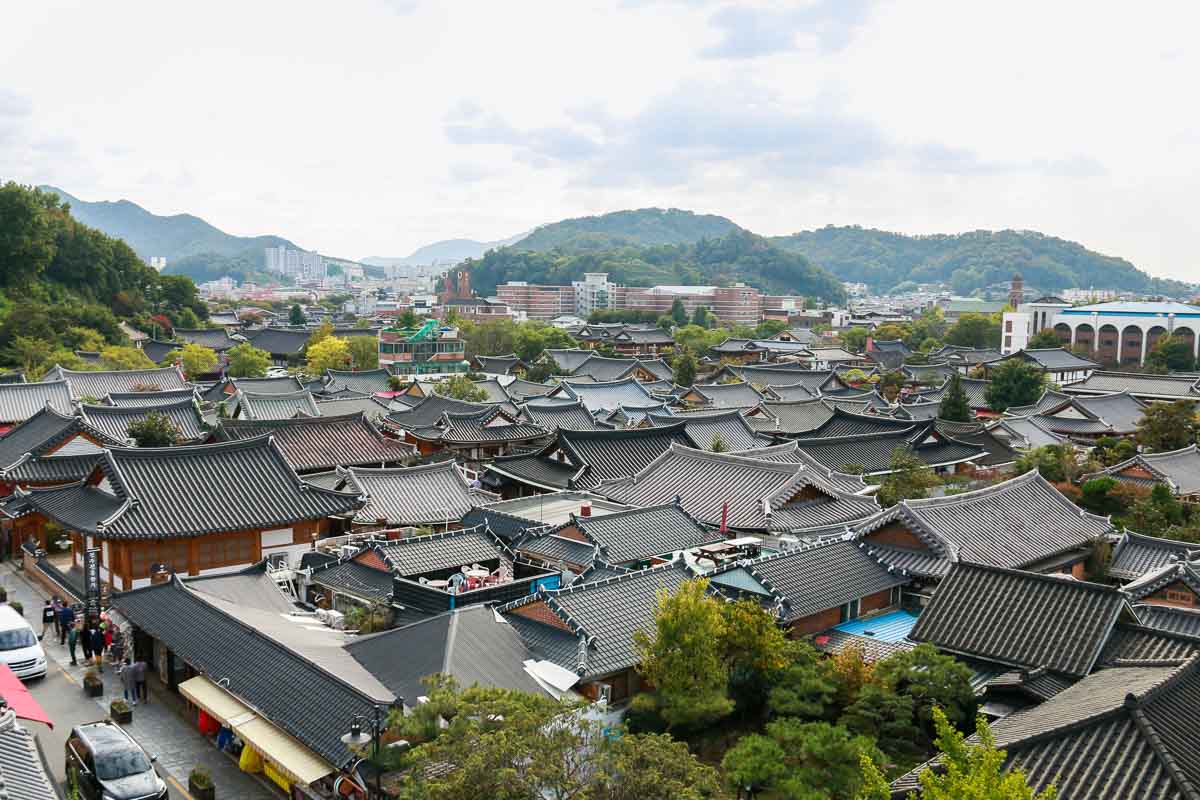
[0,0,1195,281]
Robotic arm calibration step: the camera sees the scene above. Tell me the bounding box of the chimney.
[580,502,592,518]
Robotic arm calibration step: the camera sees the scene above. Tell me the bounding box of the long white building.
[1003,300,1200,366]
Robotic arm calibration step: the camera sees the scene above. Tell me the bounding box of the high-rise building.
[572,273,614,317]
[496,282,576,321]
[264,246,325,280]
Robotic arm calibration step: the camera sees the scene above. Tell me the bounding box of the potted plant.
[189,766,215,800]
[83,670,103,698]
[8,600,21,616]
[109,699,132,724]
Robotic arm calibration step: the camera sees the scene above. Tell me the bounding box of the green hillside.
[466,229,846,303]
[771,225,1188,295]
[0,182,206,372]
[512,208,742,254]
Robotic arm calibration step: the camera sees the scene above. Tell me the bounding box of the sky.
[1,1,1197,280]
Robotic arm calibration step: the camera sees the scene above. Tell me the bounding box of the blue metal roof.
[833,609,919,642]
[1060,301,1200,317]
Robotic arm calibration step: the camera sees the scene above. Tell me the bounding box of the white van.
[0,605,47,680]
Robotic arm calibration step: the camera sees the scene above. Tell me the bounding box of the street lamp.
[342,705,383,798]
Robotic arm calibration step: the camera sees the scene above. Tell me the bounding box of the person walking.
[50,598,62,641]
[87,624,105,673]
[80,621,93,665]
[40,601,55,640]
[67,620,80,666]
[119,659,137,706]
[58,603,75,646]
[132,657,148,704]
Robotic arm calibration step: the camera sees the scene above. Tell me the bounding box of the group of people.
[41,597,148,703]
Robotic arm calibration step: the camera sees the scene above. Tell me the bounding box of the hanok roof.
[409,407,548,446]
[791,427,985,475]
[798,407,916,438]
[1086,444,1200,497]
[17,437,362,539]
[345,605,545,704]
[80,397,208,443]
[373,524,509,576]
[645,409,763,451]
[463,492,629,544]
[105,387,199,407]
[475,355,527,375]
[708,539,905,624]
[985,347,1100,371]
[1,452,104,485]
[910,562,1130,678]
[313,393,391,420]
[309,558,394,604]
[140,339,178,363]
[1065,370,1200,402]
[611,326,674,346]
[542,348,595,374]
[235,389,321,420]
[1123,560,1200,602]
[1099,622,1200,667]
[173,328,240,351]
[571,355,672,383]
[216,413,412,473]
[0,372,26,384]
[522,399,607,431]
[528,502,721,566]
[505,378,556,402]
[470,378,512,405]
[914,376,992,409]
[113,576,390,768]
[1109,530,1200,582]
[722,365,839,392]
[342,461,495,526]
[551,377,655,414]
[1134,604,1200,639]
[595,442,879,533]
[383,393,507,431]
[745,398,839,435]
[0,406,122,472]
[680,381,766,410]
[993,415,1067,450]
[856,470,1109,578]
[242,327,311,355]
[323,368,392,395]
[42,365,189,400]
[901,362,958,385]
[501,560,693,680]
[0,380,73,423]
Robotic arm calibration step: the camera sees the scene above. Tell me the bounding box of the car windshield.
[96,747,152,781]
[0,628,36,651]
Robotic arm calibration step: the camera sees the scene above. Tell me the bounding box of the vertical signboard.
[84,547,101,619]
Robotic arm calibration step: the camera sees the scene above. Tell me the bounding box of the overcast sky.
[2,1,1196,279]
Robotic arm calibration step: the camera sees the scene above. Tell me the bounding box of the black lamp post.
[343,705,383,798]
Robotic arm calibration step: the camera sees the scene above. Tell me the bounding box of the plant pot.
[188,777,215,800]
[84,680,103,698]
[110,705,132,724]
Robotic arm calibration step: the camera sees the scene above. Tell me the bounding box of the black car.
[66,721,167,800]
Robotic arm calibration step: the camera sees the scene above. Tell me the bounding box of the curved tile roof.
[80,397,207,442]
[42,365,189,400]
[343,461,496,525]
[0,380,73,424]
[236,389,321,420]
[217,412,412,472]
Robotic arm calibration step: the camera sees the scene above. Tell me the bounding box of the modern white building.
[264,246,326,280]
[1002,300,1200,366]
[572,272,614,316]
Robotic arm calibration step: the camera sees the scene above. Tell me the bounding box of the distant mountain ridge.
[512,208,742,253]
[362,232,527,268]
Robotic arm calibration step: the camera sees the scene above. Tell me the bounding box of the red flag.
[720,501,729,534]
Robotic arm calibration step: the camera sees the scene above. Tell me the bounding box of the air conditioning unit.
[326,610,345,630]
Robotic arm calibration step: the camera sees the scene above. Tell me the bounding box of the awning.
[233,716,334,786]
[0,663,52,728]
[179,676,253,725]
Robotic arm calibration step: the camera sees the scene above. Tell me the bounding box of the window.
[196,533,256,571]
[1005,320,1012,333]
[889,585,902,606]
[840,598,861,622]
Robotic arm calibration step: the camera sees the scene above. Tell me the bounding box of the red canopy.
[0,663,52,728]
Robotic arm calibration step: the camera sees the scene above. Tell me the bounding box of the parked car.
[66,721,167,800]
[265,367,290,378]
[0,604,46,680]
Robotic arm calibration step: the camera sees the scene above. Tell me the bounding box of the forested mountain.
[466,229,846,303]
[363,233,526,268]
[771,225,1188,295]
[512,208,742,254]
[0,182,206,370]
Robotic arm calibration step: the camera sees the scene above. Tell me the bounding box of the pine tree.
[938,372,971,422]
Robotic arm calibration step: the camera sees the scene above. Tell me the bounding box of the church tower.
[1009,273,1025,308]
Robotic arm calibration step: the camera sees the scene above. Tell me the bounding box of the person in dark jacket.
[58,604,75,645]
[87,625,105,672]
[80,621,93,664]
[67,621,80,666]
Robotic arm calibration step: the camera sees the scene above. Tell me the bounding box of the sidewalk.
[0,562,277,800]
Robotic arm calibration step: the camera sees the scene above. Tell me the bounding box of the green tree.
[174,343,217,378]
[343,335,380,370]
[985,360,1046,412]
[435,374,489,402]
[672,351,697,387]
[1089,436,1136,468]
[307,320,334,348]
[670,298,688,327]
[1121,483,1187,535]
[877,448,942,507]
[721,597,789,711]
[225,342,271,378]
[1027,328,1063,349]
[768,718,886,800]
[840,327,870,352]
[945,313,1001,349]
[938,372,972,422]
[63,326,107,352]
[590,732,721,800]
[768,641,837,720]
[907,307,947,351]
[721,734,788,794]
[305,336,351,373]
[0,182,58,289]
[634,579,733,731]
[100,346,156,371]
[5,336,53,377]
[288,304,305,326]
[691,305,712,328]
[1013,444,1078,484]
[874,643,976,738]
[915,708,1057,800]
[1137,400,1198,452]
[755,319,789,338]
[513,321,576,362]
[872,323,910,342]
[1078,477,1126,517]
[126,411,182,447]
[840,683,921,762]
[1146,334,1196,373]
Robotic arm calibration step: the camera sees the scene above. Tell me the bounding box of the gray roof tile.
[0,380,73,424]
[43,365,189,400]
[80,397,207,442]
[344,461,496,525]
[217,412,412,473]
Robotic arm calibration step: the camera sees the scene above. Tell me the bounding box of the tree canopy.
[126,411,182,447]
[984,360,1045,412]
[1136,401,1198,452]
[938,372,972,422]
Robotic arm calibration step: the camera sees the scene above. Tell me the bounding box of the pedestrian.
[58,603,75,646]
[88,624,104,673]
[40,601,55,639]
[119,659,137,706]
[50,598,62,640]
[132,657,148,704]
[80,621,93,664]
[67,620,80,666]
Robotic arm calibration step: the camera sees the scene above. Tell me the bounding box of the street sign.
[84,547,101,619]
